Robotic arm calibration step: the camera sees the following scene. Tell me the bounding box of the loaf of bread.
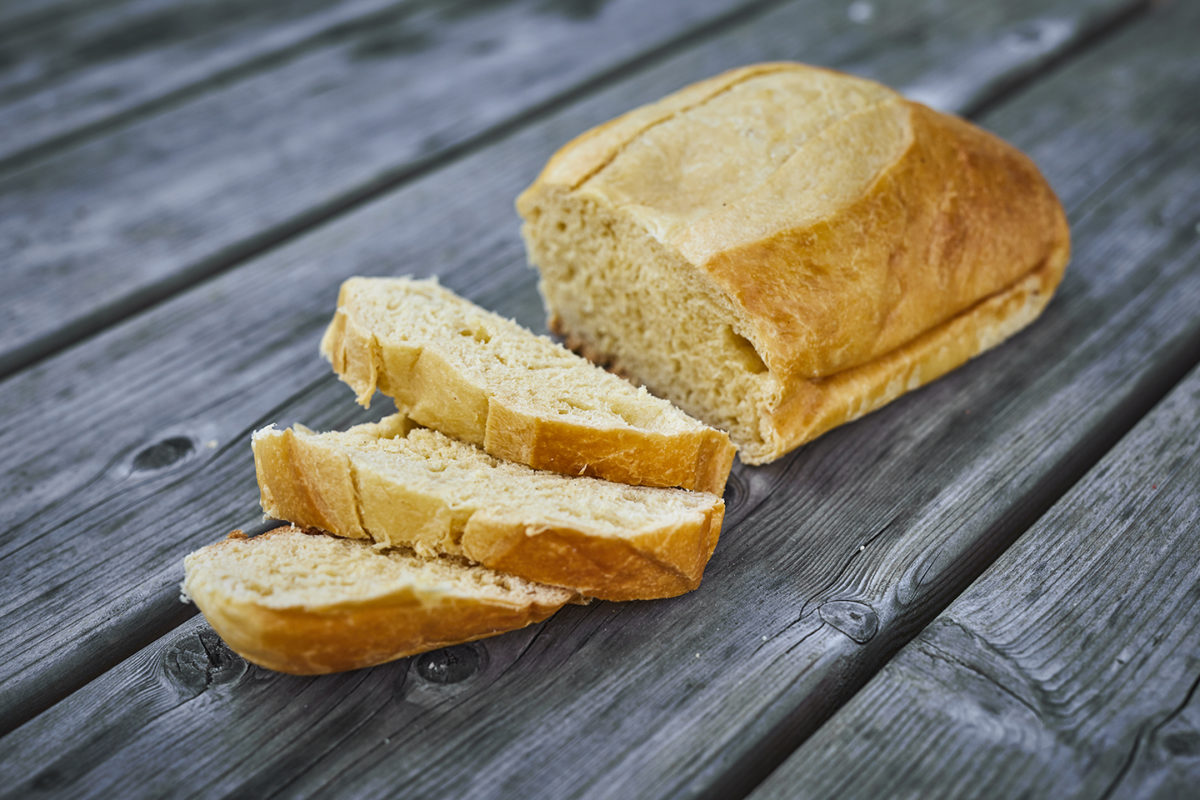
[183,526,572,674]
[253,414,725,601]
[518,62,1071,463]
[321,276,735,493]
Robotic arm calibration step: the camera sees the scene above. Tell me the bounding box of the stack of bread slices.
[182,277,735,674]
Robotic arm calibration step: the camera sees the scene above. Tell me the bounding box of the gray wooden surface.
[1,0,1197,797]
[753,363,1200,800]
[0,0,104,31]
[0,0,1138,740]
[0,0,771,376]
[0,0,407,168]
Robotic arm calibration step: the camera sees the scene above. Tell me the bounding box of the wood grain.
[0,3,1194,798]
[0,0,1127,739]
[0,0,409,168]
[0,0,112,33]
[752,369,1200,800]
[0,0,781,376]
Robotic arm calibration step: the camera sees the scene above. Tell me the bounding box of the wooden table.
[1,0,1197,796]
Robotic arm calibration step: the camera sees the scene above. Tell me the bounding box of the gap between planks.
[0,0,1161,743]
[749,359,1200,800]
[960,0,1149,118]
[703,317,1200,800]
[0,0,115,35]
[0,0,425,171]
[0,0,1180,777]
[0,0,792,383]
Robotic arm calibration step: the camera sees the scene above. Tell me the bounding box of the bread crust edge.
[319,285,734,493]
[553,238,1068,464]
[252,426,726,600]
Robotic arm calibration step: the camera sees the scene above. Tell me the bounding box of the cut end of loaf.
[524,188,779,460]
[533,209,1067,465]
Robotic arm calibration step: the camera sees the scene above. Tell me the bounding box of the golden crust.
[482,402,733,496]
[566,252,1064,463]
[461,502,724,601]
[524,62,799,192]
[519,62,1071,462]
[320,282,735,494]
[183,528,569,675]
[252,425,726,601]
[698,101,1070,381]
[555,240,1066,464]
[552,211,1070,462]
[758,237,1067,460]
[253,424,367,539]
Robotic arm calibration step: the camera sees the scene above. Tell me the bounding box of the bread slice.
[252,415,725,601]
[182,526,572,675]
[517,62,1070,463]
[320,276,735,493]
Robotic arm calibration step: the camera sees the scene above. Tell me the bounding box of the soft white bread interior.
[182,526,572,675]
[320,276,735,493]
[253,415,725,601]
[517,62,1070,463]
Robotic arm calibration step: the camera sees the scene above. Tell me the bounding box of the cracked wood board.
[2,1,1197,797]
[0,0,1128,740]
[752,365,1200,799]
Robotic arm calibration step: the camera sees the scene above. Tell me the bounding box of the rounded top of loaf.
[518,62,1069,381]
[524,62,907,256]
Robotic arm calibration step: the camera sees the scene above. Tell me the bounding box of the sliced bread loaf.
[320,276,735,493]
[518,62,1069,463]
[183,526,572,674]
[253,415,725,601]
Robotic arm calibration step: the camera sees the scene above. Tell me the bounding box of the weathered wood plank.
[0,0,779,377]
[0,0,1132,737]
[0,2,1183,796]
[0,0,410,167]
[0,0,106,33]
[752,369,1200,800]
[0,0,1139,736]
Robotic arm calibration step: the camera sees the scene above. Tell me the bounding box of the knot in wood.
[416,644,482,684]
[132,435,194,471]
[29,767,65,792]
[818,600,879,644]
[161,629,246,697]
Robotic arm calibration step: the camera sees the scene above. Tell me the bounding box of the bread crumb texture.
[184,526,570,610]
[182,526,572,674]
[320,276,734,492]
